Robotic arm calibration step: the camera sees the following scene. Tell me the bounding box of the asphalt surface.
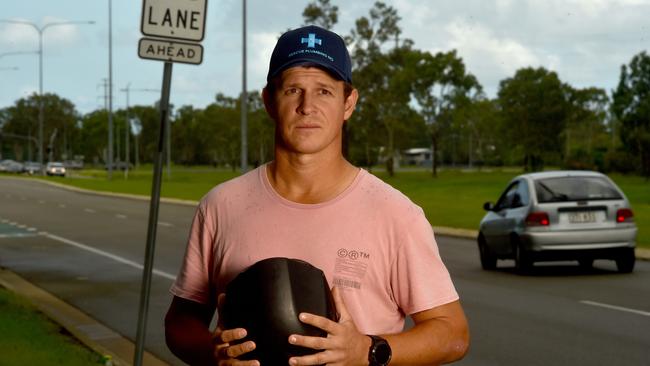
[0,177,648,366]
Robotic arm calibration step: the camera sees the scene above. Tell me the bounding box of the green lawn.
[29,165,649,248]
[0,286,105,365]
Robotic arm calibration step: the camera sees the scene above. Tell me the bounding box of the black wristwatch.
[367,335,392,366]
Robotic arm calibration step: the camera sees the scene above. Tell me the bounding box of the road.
[0,178,648,365]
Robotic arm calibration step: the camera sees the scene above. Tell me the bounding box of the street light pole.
[108,0,114,180]
[241,0,248,173]
[0,19,94,173]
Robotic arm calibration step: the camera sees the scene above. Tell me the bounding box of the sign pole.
[133,61,173,366]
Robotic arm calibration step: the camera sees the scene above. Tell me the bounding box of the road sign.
[141,0,207,42]
[138,38,203,65]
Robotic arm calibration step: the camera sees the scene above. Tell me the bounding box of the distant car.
[478,171,637,273]
[0,159,24,173]
[45,162,66,177]
[24,161,42,175]
[104,161,133,170]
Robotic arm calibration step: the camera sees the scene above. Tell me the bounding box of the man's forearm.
[383,302,469,365]
[165,309,216,365]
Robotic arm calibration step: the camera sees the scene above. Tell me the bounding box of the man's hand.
[288,287,370,366]
[212,293,259,366]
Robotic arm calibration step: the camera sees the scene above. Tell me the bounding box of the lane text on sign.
[141,0,207,42]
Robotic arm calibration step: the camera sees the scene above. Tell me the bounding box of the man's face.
[266,66,357,156]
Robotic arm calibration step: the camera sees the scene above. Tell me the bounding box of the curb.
[0,267,170,366]
[1,176,199,207]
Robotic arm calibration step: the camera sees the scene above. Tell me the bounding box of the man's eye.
[319,89,332,95]
[285,88,300,95]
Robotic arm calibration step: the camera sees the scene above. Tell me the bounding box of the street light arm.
[0,19,40,33]
[0,51,39,58]
[42,20,96,32]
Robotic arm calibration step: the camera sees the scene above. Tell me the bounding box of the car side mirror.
[483,202,494,211]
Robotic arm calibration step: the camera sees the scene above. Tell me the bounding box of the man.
[165,25,469,365]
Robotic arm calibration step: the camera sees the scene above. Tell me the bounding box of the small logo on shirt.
[337,248,370,260]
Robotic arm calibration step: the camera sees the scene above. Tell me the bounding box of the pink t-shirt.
[171,165,458,334]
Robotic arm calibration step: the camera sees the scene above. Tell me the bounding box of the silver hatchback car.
[478,171,637,273]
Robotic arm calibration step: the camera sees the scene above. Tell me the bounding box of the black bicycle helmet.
[222,257,338,365]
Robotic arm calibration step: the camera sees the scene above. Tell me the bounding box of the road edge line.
[0,267,170,366]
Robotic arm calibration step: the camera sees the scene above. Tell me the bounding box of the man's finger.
[288,334,328,350]
[331,286,350,321]
[223,340,256,358]
[289,351,333,366]
[298,312,339,334]
[219,328,248,343]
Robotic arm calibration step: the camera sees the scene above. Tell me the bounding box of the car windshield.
[535,176,622,203]
[49,163,64,167]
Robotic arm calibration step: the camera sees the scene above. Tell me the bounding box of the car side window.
[495,182,519,211]
[513,180,530,208]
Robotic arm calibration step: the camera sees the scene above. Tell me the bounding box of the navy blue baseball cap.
[267,25,352,84]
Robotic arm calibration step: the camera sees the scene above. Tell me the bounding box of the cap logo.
[301,33,322,48]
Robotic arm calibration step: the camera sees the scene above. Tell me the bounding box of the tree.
[612,51,650,177]
[564,87,610,169]
[413,50,482,176]
[346,2,414,176]
[0,93,79,162]
[302,0,338,29]
[498,67,569,171]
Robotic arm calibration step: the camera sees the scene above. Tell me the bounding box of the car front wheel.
[478,235,497,270]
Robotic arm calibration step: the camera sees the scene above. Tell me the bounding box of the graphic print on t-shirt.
[333,247,368,290]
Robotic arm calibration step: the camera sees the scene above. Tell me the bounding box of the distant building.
[402,148,432,166]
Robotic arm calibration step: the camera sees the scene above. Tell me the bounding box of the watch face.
[373,342,391,364]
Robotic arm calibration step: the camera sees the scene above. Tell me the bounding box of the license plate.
[568,211,596,223]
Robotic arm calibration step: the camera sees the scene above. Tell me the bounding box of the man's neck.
[267,151,359,204]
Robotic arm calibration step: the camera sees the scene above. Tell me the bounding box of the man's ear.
[343,88,359,121]
[262,87,277,121]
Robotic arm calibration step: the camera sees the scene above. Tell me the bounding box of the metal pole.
[166,103,171,179]
[107,0,114,180]
[240,0,248,173]
[134,61,173,366]
[38,29,44,170]
[125,83,131,180]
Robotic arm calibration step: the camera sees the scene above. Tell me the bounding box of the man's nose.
[298,92,316,115]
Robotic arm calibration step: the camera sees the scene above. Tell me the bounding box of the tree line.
[1,1,648,177]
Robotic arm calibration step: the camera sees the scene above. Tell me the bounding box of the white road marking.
[59,204,66,208]
[27,227,37,232]
[43,233,176,281]
[84,208,96,213]
[580,300,650,317]
[17,225,26,229]
[38,200,45,204]
[158,221,173,227]
[115,214,127,219]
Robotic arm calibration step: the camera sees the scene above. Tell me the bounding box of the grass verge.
[0,286,106,365]
[23,166,650,248]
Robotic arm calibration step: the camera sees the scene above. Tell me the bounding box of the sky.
[1,0,649,115]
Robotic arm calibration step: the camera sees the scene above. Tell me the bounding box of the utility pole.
[240,0,248,173]
[107,0,114,180]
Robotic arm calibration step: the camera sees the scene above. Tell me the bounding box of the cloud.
[249,31,279,84]
[443,20,541,74]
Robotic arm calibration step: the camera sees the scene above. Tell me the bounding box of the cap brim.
[268,59,349,83]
